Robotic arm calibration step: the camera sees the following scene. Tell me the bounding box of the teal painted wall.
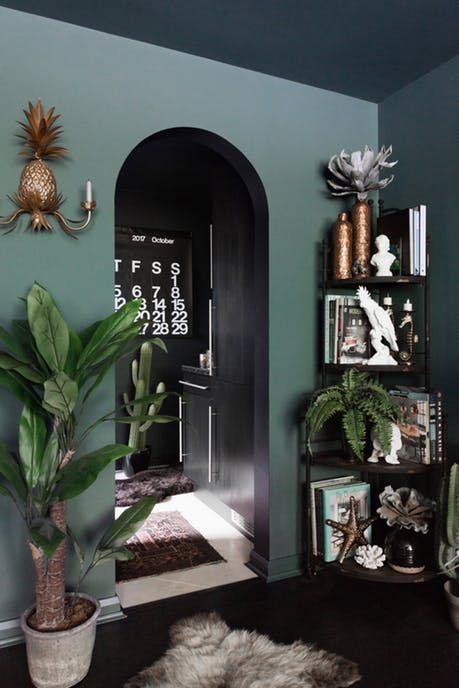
[379,56,459,451]
[0,7,377,621]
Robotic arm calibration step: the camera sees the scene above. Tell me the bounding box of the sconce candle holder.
[0,100,96,238]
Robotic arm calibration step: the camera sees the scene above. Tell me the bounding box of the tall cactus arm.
[447,463,459,548]
[122,392,135,416]
[132,359,138,387]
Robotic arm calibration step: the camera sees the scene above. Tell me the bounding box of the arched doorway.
[114,128,269,593]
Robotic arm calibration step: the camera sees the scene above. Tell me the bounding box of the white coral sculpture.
[377,486,434,534]
[327,145,398,200]
[355,544,386,570]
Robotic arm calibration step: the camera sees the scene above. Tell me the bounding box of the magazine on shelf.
[315,481,371,562]
[310,476,360,556]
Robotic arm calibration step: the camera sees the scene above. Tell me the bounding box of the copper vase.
[351,200,371,277]
[333,212,353,280]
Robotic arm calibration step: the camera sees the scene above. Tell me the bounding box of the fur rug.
[124,612,361,688]
[116,468,194,507]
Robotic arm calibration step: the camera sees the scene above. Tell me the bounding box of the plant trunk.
[28,501,67,631]
[27,446,74,631]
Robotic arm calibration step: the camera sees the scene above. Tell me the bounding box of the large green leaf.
[0,352,43,383]
[39,431,60,491]
[43,372,78,419]
[92,547,134,566]
[27,283,69,373]
[64,330,83,379]
[52,444,131,502]
[113,414,179,425]
[0,325,33,364]
[77,300,140,372]
[0,370,42,412]
[29,518,65,559]
[98,496,156,550]
[0,441,27,501]
[18,406,47,488]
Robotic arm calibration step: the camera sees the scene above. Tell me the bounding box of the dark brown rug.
[116,511,225,582]
[115,468,194,507]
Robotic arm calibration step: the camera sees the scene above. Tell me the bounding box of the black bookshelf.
[304,229,447,584]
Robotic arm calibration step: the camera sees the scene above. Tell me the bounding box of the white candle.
[383,294,393,306]
[85,180,93,204]
[403,298,413,311]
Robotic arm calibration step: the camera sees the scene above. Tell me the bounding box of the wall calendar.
[115,226,193,337]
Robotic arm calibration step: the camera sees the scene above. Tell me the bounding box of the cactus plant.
[438,463,459,597]
[123,341,171,460]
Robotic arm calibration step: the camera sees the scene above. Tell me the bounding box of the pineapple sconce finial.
[0,100,96,238]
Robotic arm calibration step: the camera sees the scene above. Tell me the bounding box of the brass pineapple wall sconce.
[0,100,96,238]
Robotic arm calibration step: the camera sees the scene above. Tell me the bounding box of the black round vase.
[122,448,150,478]
[384,527,428,574]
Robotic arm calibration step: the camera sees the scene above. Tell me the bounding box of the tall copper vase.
[333,212,353,280]
[351,200,371,277]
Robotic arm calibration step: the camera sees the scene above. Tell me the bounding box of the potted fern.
[438,463,459,631]
[0,283,177,688]
[305,369,400,462]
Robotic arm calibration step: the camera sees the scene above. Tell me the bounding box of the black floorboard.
[1,573,458,687]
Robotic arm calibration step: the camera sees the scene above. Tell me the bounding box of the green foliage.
[0,283,162,586]
[305,368,400,461]
[438,463,459,584]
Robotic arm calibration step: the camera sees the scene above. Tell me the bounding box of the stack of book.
[390,386,444,464]
[310,477,372,562]
[324,295,371,364]
[377,204,427,276]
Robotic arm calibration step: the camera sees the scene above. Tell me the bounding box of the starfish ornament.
[326,496,379,564]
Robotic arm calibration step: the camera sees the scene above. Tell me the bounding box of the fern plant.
[305,368,401,462]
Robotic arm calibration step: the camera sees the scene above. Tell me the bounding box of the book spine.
[436,391,444,463]
[324,296,330,364]
[420,205,427,276]
[429,394,437,464]
[315,488,325,559]
[414,206,421,276]
[409,208,414,275]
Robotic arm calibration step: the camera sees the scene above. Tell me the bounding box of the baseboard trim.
[248,551,303,583]
[0,594,125,648]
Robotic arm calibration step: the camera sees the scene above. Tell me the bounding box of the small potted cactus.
[438,463,459,631]
[122,341,175,476]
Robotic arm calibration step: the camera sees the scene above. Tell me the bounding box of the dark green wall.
[0,7,376,624]
[379,55,459,451]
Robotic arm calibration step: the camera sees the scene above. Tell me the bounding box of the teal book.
[317,482,371,562]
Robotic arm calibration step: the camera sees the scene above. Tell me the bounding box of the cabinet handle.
[208,405,213,483]
[210,223,213,290]
[178,396,186,463]
[208,298,213,377]
[178,380,209,391]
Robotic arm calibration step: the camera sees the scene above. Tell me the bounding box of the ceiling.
[1,0,458,102]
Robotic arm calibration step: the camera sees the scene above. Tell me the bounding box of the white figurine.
[370,234,396,277]
[357,286,398,365]
[367,422,402,465]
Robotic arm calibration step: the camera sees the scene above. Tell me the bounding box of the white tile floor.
[115,490,257,608]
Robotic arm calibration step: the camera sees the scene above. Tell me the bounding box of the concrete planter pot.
[444,580,459,632]
[20,593,101,688]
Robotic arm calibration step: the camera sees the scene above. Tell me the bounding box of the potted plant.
[438,463,459,631]
[305,368,400,461]
[122,340,169,476]
[0,283,177,688]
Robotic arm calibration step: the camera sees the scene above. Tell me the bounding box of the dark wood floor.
[1,572,458,687]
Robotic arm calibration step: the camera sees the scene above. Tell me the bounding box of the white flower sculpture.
[377,486,434,534]
[327,145,397,200]
[355,545,386,570]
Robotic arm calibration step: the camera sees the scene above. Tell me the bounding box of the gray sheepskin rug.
[124,612,361,688]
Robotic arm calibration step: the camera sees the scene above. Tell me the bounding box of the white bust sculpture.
[367,423,402,465]
[371,234,396,277]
